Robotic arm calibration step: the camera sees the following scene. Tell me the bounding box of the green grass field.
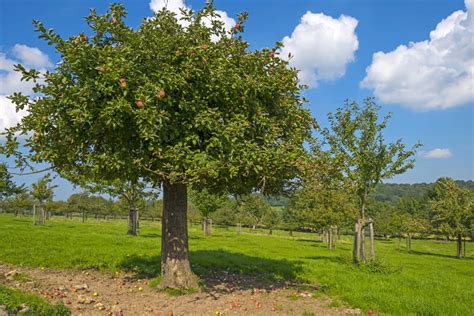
[0,214,472,315]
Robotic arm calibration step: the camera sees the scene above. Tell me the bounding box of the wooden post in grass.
[369,219,375,259]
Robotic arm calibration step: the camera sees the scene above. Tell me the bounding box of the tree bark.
[128,208,139,236]
[289,229,293,237]
[457,234,463,258]
[269,228,272,235]
[203,218,210,236]
[236,222,241,235]
[353,222,360,265]
[331,226,337,249]
[160,181,199,289]
[328,227,332,249]
[369,221,375,259]
[406,233,412,252]
[360,222,366,263]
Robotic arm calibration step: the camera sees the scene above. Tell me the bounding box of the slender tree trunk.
[289,229,293,237]
[463,239,466,258]
[269,228,272,235]
[236,222,241,235]
[128,208,139,236]
[328,227,332,249]
[322,228,327,244]
[353,222,360,265]
[82,211,85,223]
[160,181,199,289]
[331,226,337,249]
[360,223,366,263]
[457,234,463,258]
[369,221,375,259]
[406,233,412,252]
[203,218,210,236]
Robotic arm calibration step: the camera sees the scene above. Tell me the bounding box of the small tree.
[0,162,25,202]
[67,192,93,222]
[86,179,155,236]
[281,206,301,237]
[241,194,271,231]
[2,192,34,216]
[323,98,420,264]
[189,188,225,236]
[429,178,473,258]
[31,174,56,225]
[262,206,281,235]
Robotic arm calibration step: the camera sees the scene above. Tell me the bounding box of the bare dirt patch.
[0,264,361,315]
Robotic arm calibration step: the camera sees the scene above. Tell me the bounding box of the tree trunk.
[463,239,466,258]
[82,211,85,223]
[160,181,199,289]
[322,228,327,244]
[289,229,293,237]
[269,228,272,235]
[369,221,375,259]
[128,208,139,236]
[353,222,360,265]
[203,218,210,236]
[328,227,332,249]
[406,233,411,252]
[237,222,241,235]
[331,226,337,249]
[360,223,366,263]
[457,234,463,258]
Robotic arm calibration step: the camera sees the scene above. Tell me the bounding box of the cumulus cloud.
[12,44,53,68]
[0,45,52,131]
[149,0,236,37]
[0,96,28,131]
[421,148,453,159]
[361,0,474,110]
[279,12,359,88]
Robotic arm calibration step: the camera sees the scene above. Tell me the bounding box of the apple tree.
[322,98,420,264]
[2,4,314,288]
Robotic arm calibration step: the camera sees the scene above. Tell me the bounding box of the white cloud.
[0,95,28,131]
[421,148,453,159]
[361,0,474,111]
[0,45,52,131]
[149,0,236,37]
[279,12,359,88]
[12,44,53,68]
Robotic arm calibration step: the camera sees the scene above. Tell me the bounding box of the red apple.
[135,101,144,107]
[368,309,375,315]
[268,51,275,58]
[112,17,117,23]
[81,35,88,42]
[158,89,166,99]
[201,44,209,50]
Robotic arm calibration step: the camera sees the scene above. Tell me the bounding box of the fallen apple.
[135,101,144,107]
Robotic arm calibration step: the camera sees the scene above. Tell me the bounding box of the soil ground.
[0,264,361,316]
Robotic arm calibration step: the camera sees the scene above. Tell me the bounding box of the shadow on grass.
[304,255,348,264]
[118,249,305,291]
[139,233,160,238]
[401,249,473,260]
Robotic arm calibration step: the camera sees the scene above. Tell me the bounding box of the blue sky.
[1,0,473,200]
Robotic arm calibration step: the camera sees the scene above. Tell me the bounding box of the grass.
[0,214,473,315]
[0,284,70,315]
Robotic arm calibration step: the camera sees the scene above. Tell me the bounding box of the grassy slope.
[0,284,70,315]
[0,214,472,315]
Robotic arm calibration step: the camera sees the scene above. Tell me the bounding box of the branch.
[10,166,54,176]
